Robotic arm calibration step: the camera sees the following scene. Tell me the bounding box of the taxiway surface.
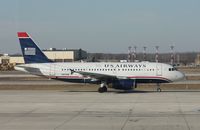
[0,90,200,130]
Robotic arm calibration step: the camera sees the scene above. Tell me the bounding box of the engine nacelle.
[112,79,135,90]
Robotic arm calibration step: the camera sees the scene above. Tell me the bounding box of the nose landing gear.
[156,83,162,92]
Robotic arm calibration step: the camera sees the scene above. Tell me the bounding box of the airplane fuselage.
[15,62,184,85]
[16,32,185,92]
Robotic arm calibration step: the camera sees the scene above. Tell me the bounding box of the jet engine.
[112,79,135,90]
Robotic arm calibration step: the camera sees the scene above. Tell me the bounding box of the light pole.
[133,46,137,62]
[128,46,132,62]
[143,46,147,61]
[170,45,174,65]
[155,46,159,63]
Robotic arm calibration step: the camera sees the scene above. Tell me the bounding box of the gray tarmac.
[0,71,200,85]
[0,71,200,130]
[0,90,200,130]
[0,80,74,85]
[1,79,200,85]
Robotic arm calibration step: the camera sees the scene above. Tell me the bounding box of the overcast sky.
[0,0,200,54]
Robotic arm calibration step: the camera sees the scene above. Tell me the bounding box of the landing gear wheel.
[157,88,162,92]
[103,86,107,92]
[98,88,103,93]
[156,83,162,92]
[98,86,107,93]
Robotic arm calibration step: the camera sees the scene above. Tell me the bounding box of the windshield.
[169,67,177,71]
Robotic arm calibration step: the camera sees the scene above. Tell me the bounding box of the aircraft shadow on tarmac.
[62,90,155,94]
[62,89,200,94]
[116,90,200,94]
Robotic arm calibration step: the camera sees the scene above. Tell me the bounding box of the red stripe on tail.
[17,32,29,38]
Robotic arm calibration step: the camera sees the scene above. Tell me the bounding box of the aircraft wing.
[71,70,128,80]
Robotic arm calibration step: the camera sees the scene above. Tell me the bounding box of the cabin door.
[156,64,162,76]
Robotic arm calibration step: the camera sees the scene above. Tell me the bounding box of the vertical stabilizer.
[17,32,52,64]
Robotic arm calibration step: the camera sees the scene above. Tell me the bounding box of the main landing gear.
[98,82,108,93]
[156,83,162,92]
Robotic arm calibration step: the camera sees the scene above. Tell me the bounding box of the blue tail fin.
[17,32,53,64]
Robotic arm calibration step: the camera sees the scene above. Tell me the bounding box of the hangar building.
[195,54,200,66]
[0,49,87,65]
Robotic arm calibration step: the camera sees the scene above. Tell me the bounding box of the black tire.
[157,88,162,92]
[98,86,107,93]
[98,87,104,93]
[103,86,107,92]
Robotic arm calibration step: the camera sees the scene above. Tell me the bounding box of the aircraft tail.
[17,32,53,64]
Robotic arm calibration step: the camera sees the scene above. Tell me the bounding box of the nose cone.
[175,71,185,81]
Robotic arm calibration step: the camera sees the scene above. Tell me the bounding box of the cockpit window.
[169,67,177,71]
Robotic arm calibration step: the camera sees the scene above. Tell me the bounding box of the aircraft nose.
[176,71,185,81]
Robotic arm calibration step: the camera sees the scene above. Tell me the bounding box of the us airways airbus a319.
[15,32,185,93]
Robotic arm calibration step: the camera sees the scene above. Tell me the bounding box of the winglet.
[17,32,29,38]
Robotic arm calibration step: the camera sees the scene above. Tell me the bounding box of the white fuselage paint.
[15,62,185,83]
